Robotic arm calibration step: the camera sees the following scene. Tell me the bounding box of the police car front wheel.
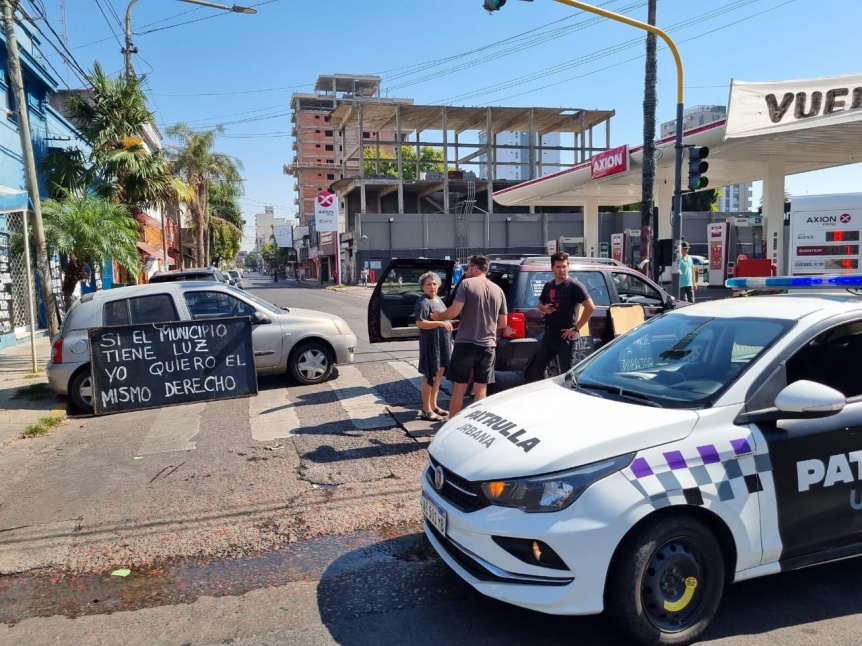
[605,515,725,646]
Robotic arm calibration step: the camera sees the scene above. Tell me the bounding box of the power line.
[435,0,764,105]
[91,0,122,47]
[484,0,800,106]
[17,2,90,85]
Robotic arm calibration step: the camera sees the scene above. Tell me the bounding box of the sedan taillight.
[51,337,63,363]
[502,312,526,339]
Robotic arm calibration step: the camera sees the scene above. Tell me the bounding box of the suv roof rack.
[489,255,625,267]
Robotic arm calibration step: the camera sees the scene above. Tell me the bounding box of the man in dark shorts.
[525,251,596,382]
[431,255,507,416]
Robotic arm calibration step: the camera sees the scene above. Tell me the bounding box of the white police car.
[421,275,862,645]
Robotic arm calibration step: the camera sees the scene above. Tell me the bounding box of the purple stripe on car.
[731,438,752,455]
[664,450,687,470]
[631,457,653,478]
[697,445,721,464]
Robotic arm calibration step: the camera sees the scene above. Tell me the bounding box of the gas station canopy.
[495,73,862,208]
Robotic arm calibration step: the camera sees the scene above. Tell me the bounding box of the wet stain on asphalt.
[0,523,431,625]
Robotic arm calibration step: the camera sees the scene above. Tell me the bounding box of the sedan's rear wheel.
[70,369,94,414]
[289,342,334,385]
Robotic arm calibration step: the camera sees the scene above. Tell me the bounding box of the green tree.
[41,62,181,209]
[682,188,722,212]
[362,145,444,181]
[41,193,141,309]
[244,250,262,271]
[168,123,243,266]
[208,182,244,266]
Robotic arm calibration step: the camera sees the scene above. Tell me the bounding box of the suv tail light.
[502,312,526,339]
[51,337,63,363]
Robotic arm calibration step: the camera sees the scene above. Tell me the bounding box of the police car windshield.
[572,313,794,409]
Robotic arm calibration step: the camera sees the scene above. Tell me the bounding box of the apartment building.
[254,205,289,248]
[285,74,411,228]
[478,131,561,180]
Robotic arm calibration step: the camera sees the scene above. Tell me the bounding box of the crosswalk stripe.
[249,387,300,441]
[330,364,393,429]
[137,403,205,455]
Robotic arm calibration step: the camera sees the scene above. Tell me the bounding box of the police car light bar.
[725,275,862,290]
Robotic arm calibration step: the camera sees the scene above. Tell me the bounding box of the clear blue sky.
[36,0,861,250]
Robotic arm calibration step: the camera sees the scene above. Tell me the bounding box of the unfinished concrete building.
[327,102,615,282]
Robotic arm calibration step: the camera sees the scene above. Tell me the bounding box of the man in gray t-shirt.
[432,255,507,416]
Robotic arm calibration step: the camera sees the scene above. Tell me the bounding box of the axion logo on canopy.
[591,145,629,180]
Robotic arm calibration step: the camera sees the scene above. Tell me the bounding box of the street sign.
[315,190,338,232]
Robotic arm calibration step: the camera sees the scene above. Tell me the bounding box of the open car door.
[368,258,454,343]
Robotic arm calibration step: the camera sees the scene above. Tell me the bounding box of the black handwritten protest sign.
[89,317,257,415]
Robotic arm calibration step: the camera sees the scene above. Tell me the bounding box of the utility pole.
[122,0,139,79]
[1,0,60,337]
[640,0,657,282]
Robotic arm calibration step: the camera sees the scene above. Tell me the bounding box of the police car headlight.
[332,319,351,335]
[480,453,634,513]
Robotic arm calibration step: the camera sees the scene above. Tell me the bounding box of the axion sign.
[590,145,629,180]
[314,190,338,232]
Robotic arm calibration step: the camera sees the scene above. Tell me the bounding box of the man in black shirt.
[524,251,596,382]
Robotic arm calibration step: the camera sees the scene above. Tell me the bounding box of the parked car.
[420,273,862,645]
[47,281,357,413]
[367,256,683,374]
[150,267,232,285]
[226,270,244,289]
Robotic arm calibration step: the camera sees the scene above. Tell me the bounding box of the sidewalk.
[0,334,66,447]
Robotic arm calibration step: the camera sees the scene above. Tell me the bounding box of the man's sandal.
[433,407,449,417]
[420,410,444,422]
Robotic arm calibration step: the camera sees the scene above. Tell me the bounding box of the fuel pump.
[558,236,584,256]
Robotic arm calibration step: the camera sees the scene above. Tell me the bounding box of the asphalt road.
[2,274,862,645]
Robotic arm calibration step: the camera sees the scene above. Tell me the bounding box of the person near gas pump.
[679,241,697,303]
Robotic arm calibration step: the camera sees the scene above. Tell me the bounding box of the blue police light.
[726,275,862,290]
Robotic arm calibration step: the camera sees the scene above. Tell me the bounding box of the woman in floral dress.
[414,271,453,421]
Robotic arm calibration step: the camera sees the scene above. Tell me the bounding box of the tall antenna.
[59,0,70,84]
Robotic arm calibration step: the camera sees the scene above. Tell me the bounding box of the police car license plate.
[421,491,447,536]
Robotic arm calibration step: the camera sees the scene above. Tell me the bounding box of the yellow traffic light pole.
[550,0,686,297]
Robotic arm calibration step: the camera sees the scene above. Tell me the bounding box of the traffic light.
[484,0,506,9]
[687,146,709,191]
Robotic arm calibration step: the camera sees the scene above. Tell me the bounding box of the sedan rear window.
[103,294,179,326]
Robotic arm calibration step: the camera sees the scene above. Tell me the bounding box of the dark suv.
[367,256,681,372]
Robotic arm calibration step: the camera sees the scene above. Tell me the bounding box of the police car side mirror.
[774,380,845,415]
[741,380,845,424]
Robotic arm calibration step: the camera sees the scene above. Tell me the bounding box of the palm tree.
[640,0,658,279]
[41,61,192,281]
[42,61,175,206]
[208,181,244,265]
[167,123,243,266]
[40,193,141,309]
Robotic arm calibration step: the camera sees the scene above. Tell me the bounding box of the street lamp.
[178,0,257,13]
[485,0,686,298]
[124,0,256,78]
